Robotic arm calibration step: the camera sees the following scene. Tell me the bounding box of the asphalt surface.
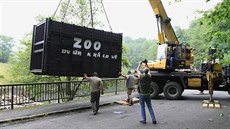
[0,90,230,129]
[0,91,135,123]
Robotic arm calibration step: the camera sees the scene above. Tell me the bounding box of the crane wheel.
[150,82,160,99]
[163,82,183,100]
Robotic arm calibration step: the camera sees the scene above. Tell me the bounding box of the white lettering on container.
[103,54,109,58]
[111,55,118,59]
[62,49,71,54]
[73,50,82,56]
[73,37,82,49]
[84,40,92,50]
[73,37,101,51]
[87,52,91,57]
[94,41,101,51]
[93,52,101,58]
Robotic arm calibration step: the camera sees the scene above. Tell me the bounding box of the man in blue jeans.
[138,68,157,124]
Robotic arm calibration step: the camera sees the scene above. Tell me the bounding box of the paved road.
[0,90,230,129]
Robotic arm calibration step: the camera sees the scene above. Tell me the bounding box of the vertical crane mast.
[148,0,179,44]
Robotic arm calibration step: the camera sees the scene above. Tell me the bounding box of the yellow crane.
[141,0,194,70]
[134,0,230,102]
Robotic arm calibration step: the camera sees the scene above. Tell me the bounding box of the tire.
[150,82,160,99]
[163,82,183,100]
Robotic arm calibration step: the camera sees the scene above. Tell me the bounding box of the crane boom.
[148,0,179,44]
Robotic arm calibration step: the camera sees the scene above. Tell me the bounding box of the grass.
[0,62,11,84]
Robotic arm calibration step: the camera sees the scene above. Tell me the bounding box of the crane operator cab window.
[166,44,187,69]
[175,45,186,68]
[155,44,191,70]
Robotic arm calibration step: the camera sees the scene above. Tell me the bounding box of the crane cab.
[146,43,193,70]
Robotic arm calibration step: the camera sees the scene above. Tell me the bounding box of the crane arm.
[148,0,179,44]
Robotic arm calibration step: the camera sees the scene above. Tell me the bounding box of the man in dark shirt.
[138,68,157,124]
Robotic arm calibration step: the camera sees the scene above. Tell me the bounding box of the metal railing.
[0,78,126,109]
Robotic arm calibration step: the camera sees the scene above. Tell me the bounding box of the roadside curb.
[0,102,114,124]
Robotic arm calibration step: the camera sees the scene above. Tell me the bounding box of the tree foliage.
[122,45,131,68]
[172,0,230,68]
[176,20,212,68]
[172,0,230,66]
[123,37,158,69]
[8,34,61,83]
[201,0,230,65]
[52,0,103,28]
[0,35,13,63]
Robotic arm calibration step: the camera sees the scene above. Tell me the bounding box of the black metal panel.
[30,18,122,77]
[224,65,230,78]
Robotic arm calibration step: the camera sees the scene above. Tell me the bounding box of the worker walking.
[138,68,157,124]
[84,72,104,115]
[119,71,135,106]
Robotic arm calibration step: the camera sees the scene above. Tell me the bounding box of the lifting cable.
[100,0,112,31]
[89,0,94,28]
[52,0,63,20]
[52,0,112,31]
[52,0,71,22]
[61,0,71,22]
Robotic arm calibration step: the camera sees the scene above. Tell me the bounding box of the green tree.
[174,26,188,43]
[0,35,13,63]
[8,34,60,83]
[36,0,104,27]
[123,37,157,69]
[172,0,230,66]
[184,19,211,68]
[122,44,131,68]
[201,0,230,65]
[50,0,103,28]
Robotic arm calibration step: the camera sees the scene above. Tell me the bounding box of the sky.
[0,0,222,41]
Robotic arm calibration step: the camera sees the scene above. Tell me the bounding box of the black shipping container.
[30,18,122,77]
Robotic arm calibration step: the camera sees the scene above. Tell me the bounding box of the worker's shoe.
[129,101,133,106]
[152,120,157,124]
[139,120,146,124]
[91,103,97,113]
[93,110,98,115]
